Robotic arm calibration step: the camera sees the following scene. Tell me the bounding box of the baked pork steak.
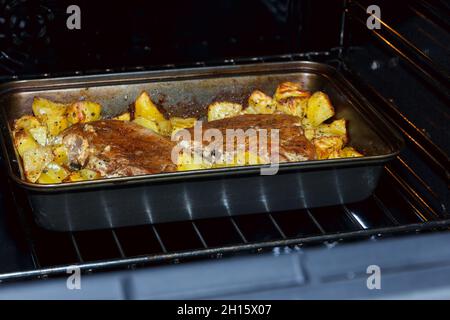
[59,114,315,178]
[59,120,177,177]
[183,114,316,164]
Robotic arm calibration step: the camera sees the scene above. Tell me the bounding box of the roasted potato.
[67,101,102,124]
[213,151,263,168]
[313,136,345,160]
[38,162,69,184]
[207,102,242,121]
[276,96,309,118]
[113,112,131,121]
[52,145,69,166]
[14,115,41,131]
[32,97,69,136]
[304,128,315,141]
[301,117,314,128]
[339,147,363,158]
[28,126,47,146]
[306,91,334,127]
[274,82,311,101]
[305,119,347,143]
[157,119,172,137]
[14,130,39,158]
[243,90,276,115]
[22,146,53,182]
[169,117,197,135]
[274,82,310,118]
[176,152,212,171]
[132,117,160,133]
[301,118,315,140]
[66,169,100,182]
[13,115,47,146]
[133,116,172,136]
[315,119,346,137]
[133,91,165,122]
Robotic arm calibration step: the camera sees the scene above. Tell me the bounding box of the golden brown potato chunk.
[274,82,311,118]
[66,169,100,182]
[306,91,335,127]
[313,119,347,143]
[67,101,102,124]
[22,146,53,182]
[157,119,172,136]
[52,144,69,166]
[313,136,344,160]
[176,152,212,171]
[243,90,276,115]
[274,82,310,101]
[14,115,41,131]
[14,130,39,158]
[170,117,197,136]
[132,117,160,133]
[133,91,165,122]
[13,115,47,146]
[32,97,68,136]
[113,112,131,121]
[38,162,69,184]
[339,147,363,158]
[207,101,242,121]
[276,97,309,118]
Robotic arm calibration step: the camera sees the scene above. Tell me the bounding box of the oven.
[0,0,448,300]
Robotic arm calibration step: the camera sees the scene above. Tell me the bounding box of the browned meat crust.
[59,114,315,178]
[60,120,177,177]
[186,114,316,162]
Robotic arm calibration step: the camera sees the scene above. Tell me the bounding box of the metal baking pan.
[0,61,404,231]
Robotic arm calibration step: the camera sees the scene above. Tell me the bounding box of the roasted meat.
[180,114,316,166]
[59,120,177,177]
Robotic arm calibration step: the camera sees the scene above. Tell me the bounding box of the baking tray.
[0,62,404,231]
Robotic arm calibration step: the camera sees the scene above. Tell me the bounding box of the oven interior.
[0,0,448,296]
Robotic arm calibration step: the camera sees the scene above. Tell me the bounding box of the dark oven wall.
[0,0,344,78]
[343,0,449,212]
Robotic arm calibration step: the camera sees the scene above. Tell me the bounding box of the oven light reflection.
[349,210,368,229]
